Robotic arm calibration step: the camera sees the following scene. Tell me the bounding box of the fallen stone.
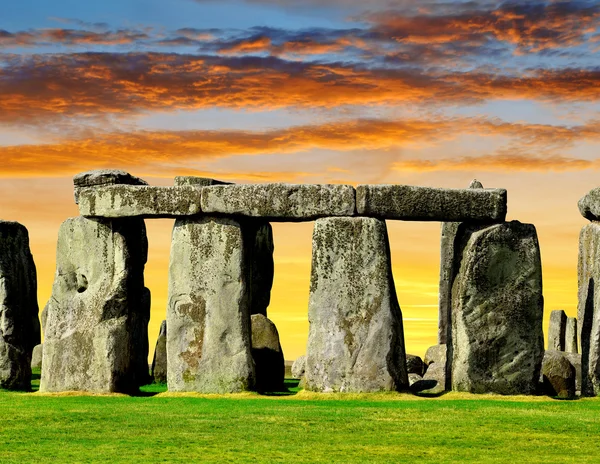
[356,184,507,222]
[565,317,578,354]
[541,350,576,398]
[0,221,40,391]
[251,314,285,392]
[419,362,446,395]
[424,344,447,367]
[201,183,356,221]
[408,373,422,387]
[78,185,203,218]
[406,354,425,376]
[578,188,600,221]
[166,217,254,393]
[438,180,485,345]
[244,221,274,316]
[578,222,600,396]
[305,217,408,393]
[73,169,147,204]
[151,320,167,384]
[292,355,306,379]
[31,344,43,370]
[548,310,567,351]
[451,221,544,395]
[40,216,150,393]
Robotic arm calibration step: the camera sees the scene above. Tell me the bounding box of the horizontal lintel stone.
[356,184,507,222]
[78,185,202,218]
[200,183,356,221]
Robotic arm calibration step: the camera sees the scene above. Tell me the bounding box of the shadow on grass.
[259,378,302,397]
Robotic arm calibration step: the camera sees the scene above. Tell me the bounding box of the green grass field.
[1,371,600,463]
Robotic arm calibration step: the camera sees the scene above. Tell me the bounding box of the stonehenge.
[3,169,598,399]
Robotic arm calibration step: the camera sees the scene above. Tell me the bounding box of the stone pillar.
[243,221,274,316]
[251,314,284,392]
[40,216,150,393]
[151,320,167,384]
[166,217,254,393]
[451,221,544,395]
[0,221,40,390]
[565,317,578,354]
[578,222,600,396]
[305,217,408,393]
[547,310,567,351]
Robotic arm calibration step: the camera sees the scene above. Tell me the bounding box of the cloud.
[0,116,598,177]
[0,28,151,47]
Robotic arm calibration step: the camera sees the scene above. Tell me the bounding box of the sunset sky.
[1,0,599,361]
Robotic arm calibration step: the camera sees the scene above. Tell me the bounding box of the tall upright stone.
[166,217,254,393]
[0,221,40,390]
[451,221,544,395]
[243,221,274,316]
[547,310,567,351]
[305,217,408,393]
[565,317,578,354]
[251,314,284,392]
[151,320,167,384]
[577,222,600,396]
[40,216,150,393]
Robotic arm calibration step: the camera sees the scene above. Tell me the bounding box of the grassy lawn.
[1,372,600,463]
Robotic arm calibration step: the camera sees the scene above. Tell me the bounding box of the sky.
[1,0,599,361]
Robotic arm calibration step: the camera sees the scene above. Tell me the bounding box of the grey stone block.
[548,310,567,351]
[73,169,147,204]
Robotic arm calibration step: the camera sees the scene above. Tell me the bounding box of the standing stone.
[547,310,567,351]
[292,355,306,379]
[565,352,582,393]
[167,217,254,393]
[40,216,150,393]
[424,344,447,367]
[151,320,167,384]
[0,221,40,390]
[243,221,274,316]
[251,314,284,392]
[541,350,576,399]
[565,317,578,354]
[577,222,600,396]
[305,217,408,393]
[31,344,43,370]
[438,180,485,345]
[451,221,544,395]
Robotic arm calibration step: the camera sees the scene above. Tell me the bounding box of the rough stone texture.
[78,185,202,218]
[292,355,306,379]
[566,317,578,354]
[577,222,600,396]
[424,344,447,367]
[451,221,544,395]
[438,180,485,345]
[166,217,254,393]
[0,221,40,390]
[305,217,408,393]
[578,188,600,221]
[356,184,507,222]
[406,354,425,376]
[243,221,274,316]
[541,350,576,398]
[174,176,230,187]
[565,353,582,393]
[548,310,567,351]
[31,343,42,370]
[151,320,167,384]
[201,183,356,221]
[420,362,446,394]
[73,169,147,204]
[251,314,284,392]
[40,216,150,393]
[41,304,48,335]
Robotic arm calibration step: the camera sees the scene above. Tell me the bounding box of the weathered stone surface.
[166,217,254,393]
[292,355,306,379]
[201,183,356,221]
[541,350,576,398]
[420,362,446,394]
[451,221,544,395]
[151,320,167,384]
[40,216,150,393]
[73,169,147,204]
[174,176,230,187]
[438,180,485,345]
[0,221,40,390]
[356,184,507,222]
[251,314,284,392]
[41,304,48,335]
[31,343,42,370]
[305,217,408,393]
[406,354,425,376]
[578,222,600,396]
[78,185,202,218]
[578,188,600,221]
[243,221,274,316]
[565,352,582,393]
[565,317,578,354]
[548,310,567,351]
[424,344,447,367]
